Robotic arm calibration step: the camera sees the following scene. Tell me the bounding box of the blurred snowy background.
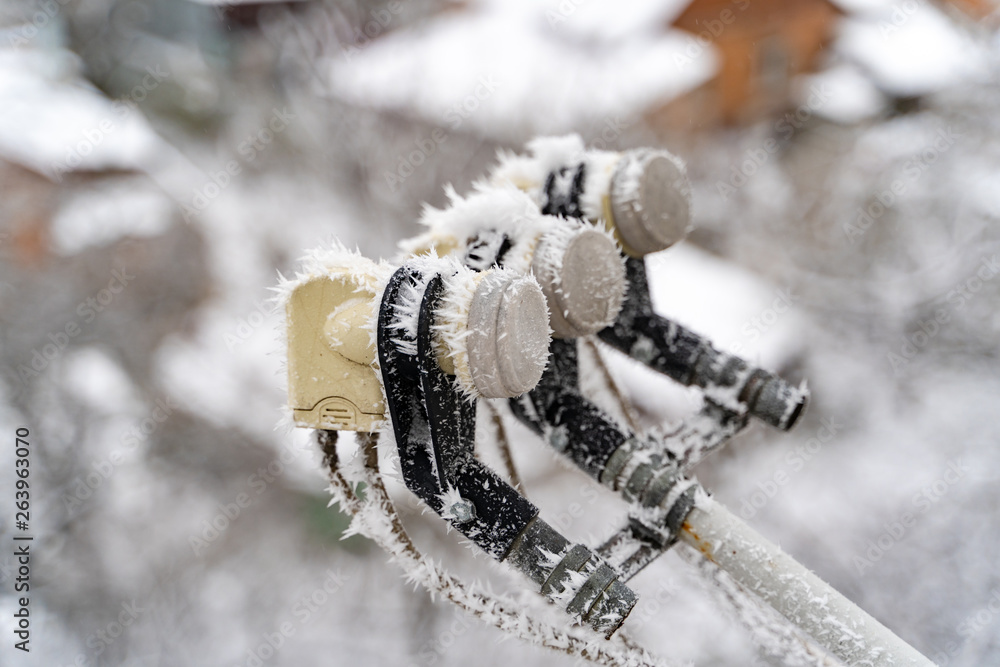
[1,0,999,665]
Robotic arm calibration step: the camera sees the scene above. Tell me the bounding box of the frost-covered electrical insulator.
[489,134,693,257]
[461,269,551,398]
[607,149,692,257]
[402,186,626,340]
[376,262,638,637]
[280,248,554,432]
[531,223,626,339]
[386,257,552,401]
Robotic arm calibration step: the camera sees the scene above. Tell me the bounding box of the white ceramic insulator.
[609,149,692,256]
[532,224,626,339]
[466,271,551,398]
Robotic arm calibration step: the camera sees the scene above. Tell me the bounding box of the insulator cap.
[466,272,550,398]
[533,227,626,339]
[610,150,692,257]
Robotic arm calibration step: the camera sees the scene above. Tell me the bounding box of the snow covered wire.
[318,429,677,667]
[582,338,644,434]
[483,401,523,491]
[581,338,744,472]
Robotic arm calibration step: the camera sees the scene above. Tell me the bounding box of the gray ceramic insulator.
[466,272,551,398]
[609,150,693,257]
[532,228,627,339]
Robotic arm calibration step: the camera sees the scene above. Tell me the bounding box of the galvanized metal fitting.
[601,439,699,547]
[692,347,808,431]
[505,518,638,638]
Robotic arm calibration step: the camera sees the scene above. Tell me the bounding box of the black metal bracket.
[509,338,748,581]
[377,266,536,558]
[376,263,638,636]
[599,258,807,431]
[537,161,807,432]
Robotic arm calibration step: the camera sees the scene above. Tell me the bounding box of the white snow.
[62,347,142,415]
[799,63,886,124]
[403,186,550,274]
[0,48,164,177]
[644,243,806,368]
[327,6,716,141]
[527,0,694,45]
[50,180,175,255]
[835,3,990,97]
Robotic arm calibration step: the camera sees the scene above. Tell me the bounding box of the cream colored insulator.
[286,272,385,432]
[530,224,626,339]
[286,261,552,431]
